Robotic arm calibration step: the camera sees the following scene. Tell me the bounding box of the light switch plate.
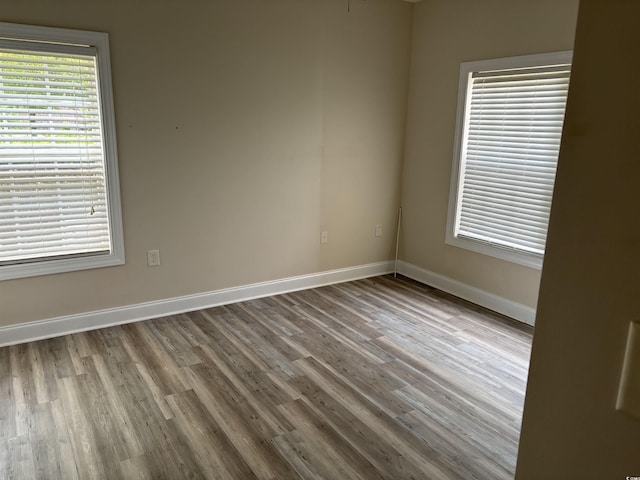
[616,321,640,420]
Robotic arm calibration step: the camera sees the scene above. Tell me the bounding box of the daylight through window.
[0,23,123,280]
[446,51,572,268]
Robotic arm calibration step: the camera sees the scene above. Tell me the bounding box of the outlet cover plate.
[147,249,160,267]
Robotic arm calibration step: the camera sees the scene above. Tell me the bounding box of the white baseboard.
[0,260,534,347]
[396,261,536,326]
[0,261,393,347]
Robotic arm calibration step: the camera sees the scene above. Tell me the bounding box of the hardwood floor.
[0,275,533,479]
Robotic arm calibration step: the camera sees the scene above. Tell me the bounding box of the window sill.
[445,233,543,270]
[0,252,125,281]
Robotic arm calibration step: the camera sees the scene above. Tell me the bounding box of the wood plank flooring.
[0,275,533,479]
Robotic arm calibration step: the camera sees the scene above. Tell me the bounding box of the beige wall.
[516,0,640,477]
[401,0,579,309]
[0,0,413,327]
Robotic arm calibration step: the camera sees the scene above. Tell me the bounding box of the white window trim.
[0,22,124,281]
[445,51,572,270]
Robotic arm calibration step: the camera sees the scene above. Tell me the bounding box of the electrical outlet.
[375,224,383,237]
[147,249,160,267]
[320,231,328,244]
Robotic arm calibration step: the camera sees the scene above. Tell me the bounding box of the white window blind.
[447,52,572,267]
[0,22,124,280]
[0,45,110,264]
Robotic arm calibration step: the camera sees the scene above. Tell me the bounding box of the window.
[0,22,124,280]
[446,51,572,268]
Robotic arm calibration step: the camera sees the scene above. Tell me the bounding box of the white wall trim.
[0,261,393,347]
[397,260,536,326]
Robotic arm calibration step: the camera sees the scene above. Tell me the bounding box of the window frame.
[445,50,572,269]
[0,22,124,281]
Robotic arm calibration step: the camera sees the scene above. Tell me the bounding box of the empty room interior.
[1,0,640,478]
